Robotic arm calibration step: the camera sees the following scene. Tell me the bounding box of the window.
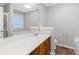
[13,13,24,30]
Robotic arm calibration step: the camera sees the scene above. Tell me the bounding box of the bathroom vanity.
[0,32,51,55]
[30,36,51,55]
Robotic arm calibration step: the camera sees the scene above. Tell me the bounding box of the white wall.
[38,4,47,26]
[46,3,79,47]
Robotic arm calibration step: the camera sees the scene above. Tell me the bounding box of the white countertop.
[0,32,50,55]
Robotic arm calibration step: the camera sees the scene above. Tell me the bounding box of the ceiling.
[12,3,59,12]
[0,3,59,7]
[0,3,59,12]
[12,3,39,12]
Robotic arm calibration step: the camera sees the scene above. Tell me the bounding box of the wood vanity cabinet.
[30,36,51,55]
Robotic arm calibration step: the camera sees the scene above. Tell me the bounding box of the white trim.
[50,43,78,55]
[56,43,78,55]
[56,43,75,49]
[56,43,79,55]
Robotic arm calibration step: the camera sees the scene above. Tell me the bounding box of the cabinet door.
[39,48,46,55]
[45,37,51,55]
[39,42,47,55]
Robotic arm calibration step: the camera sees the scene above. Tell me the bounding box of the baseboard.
[56,43,75,49]
[51,43,78,55]
[56,43,79,55]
